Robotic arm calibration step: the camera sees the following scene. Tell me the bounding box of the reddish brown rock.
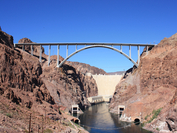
[16,38,98,111]
[0,30,14,48]
[69,61,107,75]
[110,33,177,132]
[0,31,55,107]
[18,38,45,54]
[0,30,90,133]
[41,55,98,110]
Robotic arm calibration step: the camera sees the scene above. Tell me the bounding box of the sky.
[1,0,177,72]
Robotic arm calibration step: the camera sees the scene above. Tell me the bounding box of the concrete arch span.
[58,45,138,68]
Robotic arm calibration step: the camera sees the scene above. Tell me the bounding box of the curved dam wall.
[92,74,123,96]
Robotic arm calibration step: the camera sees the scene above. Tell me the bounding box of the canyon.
[109,33,177,133]
[0,29,105,133]
[1,28,177,133]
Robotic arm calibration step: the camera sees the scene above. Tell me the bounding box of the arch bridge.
[14,43,156,68]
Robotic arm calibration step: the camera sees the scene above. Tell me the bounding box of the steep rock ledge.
[17,37,98,111]
[109,33,177,132]
[41,55,98,111]
[0,30,96,132]
[69,61,107,75]
[0,31,55,108]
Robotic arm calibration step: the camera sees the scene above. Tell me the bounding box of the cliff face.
[40,55,98,110]
[69,61,107,75]
[109,33,177,132]
[0,30,14,48]
[0,31,55,108]
[0,30,64,132]
[17,38,45,55]
[16,38,98,110]
[0,30,97,132]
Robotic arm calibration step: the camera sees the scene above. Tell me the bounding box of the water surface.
[79,103,151,133]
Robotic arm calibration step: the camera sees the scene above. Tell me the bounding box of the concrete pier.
[71,105,79,114]
[118,105,125,115]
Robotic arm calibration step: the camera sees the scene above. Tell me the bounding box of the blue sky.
[1,0,177,72]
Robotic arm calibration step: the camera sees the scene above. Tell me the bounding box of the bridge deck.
[14,42,156,68]
[14,42,156,46]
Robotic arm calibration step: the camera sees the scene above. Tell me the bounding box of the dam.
[87,73,123,103]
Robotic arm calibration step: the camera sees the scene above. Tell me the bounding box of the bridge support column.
[146,46,148,55]
[118,105,125,115]
[39,45,42,62]
[138,46,140,65]
[57,45,60,67]
[72,105,79,114]
[31,45,33,55]
[22,45,24,51]
[129,45,131,58]
[120,45,122,52]
[66,45,68,57]
[48,45,51,66]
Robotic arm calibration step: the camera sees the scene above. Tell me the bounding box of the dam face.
[92,74,123,96]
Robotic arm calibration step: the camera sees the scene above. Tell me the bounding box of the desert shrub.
[44,128,53,133]
[6,113,13,118]
[148,108,162,123]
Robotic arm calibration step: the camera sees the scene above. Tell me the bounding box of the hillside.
[68,61,107,75]
[109,33,177,132]
[0,30,99,132]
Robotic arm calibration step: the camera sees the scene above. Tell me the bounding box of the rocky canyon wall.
[0,30,55,109]
[0,30,99,132]
[69,61,107,75]
[40,55,99,110]
[16,37,99,110]
[109,33,177,133]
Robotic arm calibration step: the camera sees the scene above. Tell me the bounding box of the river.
[78,102,152,133]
